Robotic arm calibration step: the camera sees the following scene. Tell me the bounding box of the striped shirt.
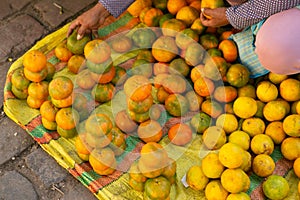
[226,0,300,29]
[99,0,134,18]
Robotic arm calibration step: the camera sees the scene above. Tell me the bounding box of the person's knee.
[255,8,300,75]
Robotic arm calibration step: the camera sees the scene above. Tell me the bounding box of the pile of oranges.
[8,0,300,199]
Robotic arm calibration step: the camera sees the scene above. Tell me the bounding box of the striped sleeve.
[225,0,300,29]
[99,0,135,18]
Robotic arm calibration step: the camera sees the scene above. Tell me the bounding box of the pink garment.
[255,8,300,75]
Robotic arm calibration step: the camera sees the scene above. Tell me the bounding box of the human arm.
[67,0,134,39]
[201,0,300,29]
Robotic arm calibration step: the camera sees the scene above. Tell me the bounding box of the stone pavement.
[0,0,101,199]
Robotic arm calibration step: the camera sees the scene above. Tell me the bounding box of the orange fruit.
[144,176,171,200]
[201,152,224,179]
[161,18,186,37]
[220,168,250,194]
[203,56,228,81]
[11,68,30,90]
[202,126,227,150]
[218,142,244,169]
[201,0,225,19]
[279,78,300,101]
[233,96,257,119]
[186,165,209,191]
[282,114,300,137]
[141,7,164,27]
[161,73,187,94]
[75,69,96,90]
[51,93,73,108]
[237,84,257,98]
[169,58,190,77]
[241,117,265,137]
[268,72,288,84]
[213,85,237,103]
[226,64,250,88]
[250,134,274,155]
[127,94,153,114]
[40,100,59,122]
[190,64,205,83]
[110,34,132,53]
[184,42,205,66]
[90,66,116,84]
[185,90,203,112]
[49,76,73,100]
[194,76,215,97]
[175,28,199,50]
[281,137,300,160]
[41,117,57,131]
[256,81,278,102]
[216,113,238,134]
[189,0,202,12]
[201,99,223,118]
[140,142,168,169]
[205,180,228,200]
[262,175,290,200]
[265,121,286,145]
[26,96,45,109]
[124,75,152,102]
[219,30,234,41]
[164,93,189,117]
[218,39,238,63]
[85,113,113,137]
[114,110,138,134]
[252,154,275,177]
[55,107,80,130]
[23,50,47,72]
[293,157,300,178]
[129,161,148,183]
[176,6,199,27]
[228,130,250,151]
[23,67,47,82]
[89,147,116,172]
[167,0,187,15]
[54,42,73,62]
[138,120,163,143]
[84,39,111,64]
[168,123,193,146]
[190,18,206,35]
[27,81,49,100]
[67,55,86,74]
[127,0,152,17]
[263,99,288,122]
[226,192,250,200]
[152,36,179,63]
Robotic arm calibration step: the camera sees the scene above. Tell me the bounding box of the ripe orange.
[84,39,111,64]
[167,0,187,15]
[233,96,257,119]
[23,50,47,72]
[124,75,152,102]
[279,78,300,101]
[168,123,193,146]
[138,120,163,143]
[54,42,73,62]
[55,107,80,130]
[176,6,199,27]
[49,76,74,100]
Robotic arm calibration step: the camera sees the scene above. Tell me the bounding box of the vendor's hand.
[200,7,230,27]
[67,3,110,40]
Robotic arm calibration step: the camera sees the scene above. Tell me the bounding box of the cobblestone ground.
[0,1,99,199]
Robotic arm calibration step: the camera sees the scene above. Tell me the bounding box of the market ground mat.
[3,11,300,200]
